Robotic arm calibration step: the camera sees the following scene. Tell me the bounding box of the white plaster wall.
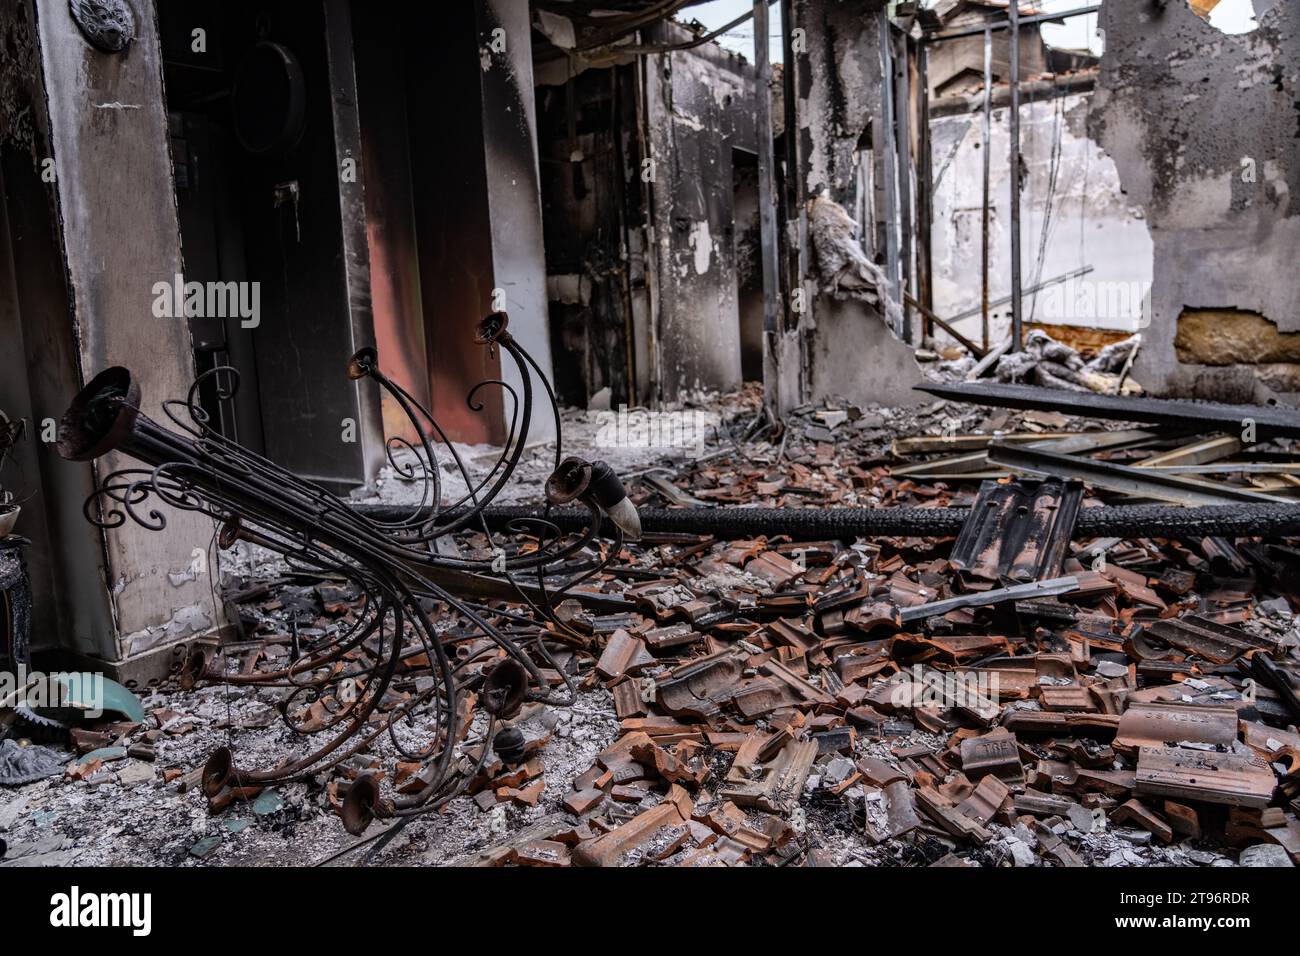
[929,92,1154,349]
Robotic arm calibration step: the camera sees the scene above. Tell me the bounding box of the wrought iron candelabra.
[57,312,638,833]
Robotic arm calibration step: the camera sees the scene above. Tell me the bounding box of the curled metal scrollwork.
[58,312,637,835]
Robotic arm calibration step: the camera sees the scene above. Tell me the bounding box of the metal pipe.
[1008,1,1023,352]
[948,265,1093,324]
[986,441,1292,507]
[903,291,987,359]
[601,0,779,56]
[759,0,774,343]
[981,23,993,352]
[917,41,935,325]
[354,502,1300,544]
[896,29,914,344]
[878,8,902,330]
[916,380,1300,440]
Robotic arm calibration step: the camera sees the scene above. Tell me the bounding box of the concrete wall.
[1091,0,1300,400]
[399,0,555,446]
[1,1,100,659]
[29,0,223,665]
[354,2,430,447]
[791,0,924,408]
[322,0,387,488]
[644,23,755,402]
[930,91,1154,349]
[478,0,555,442]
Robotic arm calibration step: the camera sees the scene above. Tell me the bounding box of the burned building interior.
[1,0,1299,883]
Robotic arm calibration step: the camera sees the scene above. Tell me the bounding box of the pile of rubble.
[4,385,1299,868]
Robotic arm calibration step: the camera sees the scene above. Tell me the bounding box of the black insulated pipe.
[353,502,1300,542]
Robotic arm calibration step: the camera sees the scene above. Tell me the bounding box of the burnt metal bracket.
[69,0,135,54]
[56,316,632,832]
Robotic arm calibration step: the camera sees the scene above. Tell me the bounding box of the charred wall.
[643,22,756,402]
[0,0,228,669]
[0,0,104,659]
[791,0,923,408]
[536,64,645,408]
[1092,0,1300,401]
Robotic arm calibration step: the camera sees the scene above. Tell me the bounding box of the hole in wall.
[1175,307,1300,392]
[1175,307,1298,365]
[1188,0,1259,35]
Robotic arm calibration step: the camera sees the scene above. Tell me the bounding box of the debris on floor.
[996,329,1143,395]
[6,380,1299,868]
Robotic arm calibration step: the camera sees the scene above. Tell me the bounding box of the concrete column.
[791,0,924,409]
[33,0,224,671]
[476,0,556,444]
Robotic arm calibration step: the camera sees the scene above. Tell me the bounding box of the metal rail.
[987,441,1291,507]
[916,381,1300,440]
